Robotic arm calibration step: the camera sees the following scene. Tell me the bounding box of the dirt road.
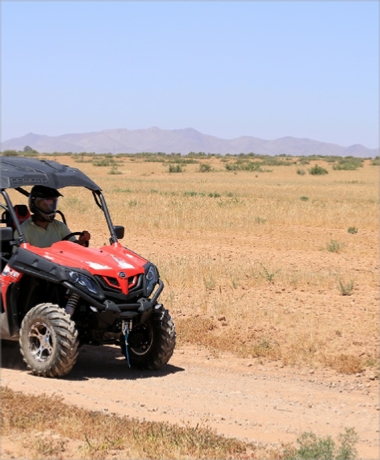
[1,341,378,459]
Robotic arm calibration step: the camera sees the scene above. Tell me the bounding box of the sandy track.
[1,341,378,459]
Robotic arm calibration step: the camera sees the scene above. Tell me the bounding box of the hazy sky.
[1,1,378,148]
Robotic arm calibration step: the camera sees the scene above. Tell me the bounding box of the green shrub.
[309,165,328,175]
[108,164,122,175]
[333,158,363,170]
[93,157,116,167]
[283,428,358,460]
[326,239,344,253]
[324,156,342,163]
[347,227,358,234]
[255,217,267,224]
[225,160,264,172]
[168,164,183,173]
[338,280,355,296]
[74,154,94,163]
[22,149,39,157]
[259,157,296,166]
[168,158,198,164]
[259,263,278,282]
[297,169,306,175]
[199,163,214,172]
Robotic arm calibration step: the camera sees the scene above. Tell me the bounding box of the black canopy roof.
[0,157,101,191]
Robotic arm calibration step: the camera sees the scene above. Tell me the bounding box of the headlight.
[145,265,158,296]
[68,271,100,296]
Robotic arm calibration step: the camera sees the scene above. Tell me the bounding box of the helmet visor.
[35,197,58,214]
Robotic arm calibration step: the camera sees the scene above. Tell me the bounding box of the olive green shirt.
[14,218,75,248]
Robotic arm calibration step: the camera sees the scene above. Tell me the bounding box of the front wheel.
[19,303,79,378]
[122,306,176,370]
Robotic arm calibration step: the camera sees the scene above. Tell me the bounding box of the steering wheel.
[61,232,84,241]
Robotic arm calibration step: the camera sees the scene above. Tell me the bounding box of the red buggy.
[0,156,176,377]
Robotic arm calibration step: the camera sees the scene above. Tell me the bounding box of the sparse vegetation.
[199,163,214,172]
[1,153,377,376]
[0,387,256,459]
[168,164,184,173]
[93,158,113,167]
[1,153,377,459]
[2,149,19,156]
[338,279,355,296]
[322,354,364,374]
[309,164,328,175]
[109,164,122,175]
[283,428,358,460]
[333,157,363,171]
[1,387,361,460]
[251,338,280,359]
[259,262,279,283]
[225,159,264,172]
[326,239,345,253]
[254,216,267,224]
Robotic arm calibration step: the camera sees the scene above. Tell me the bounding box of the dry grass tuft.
[1,386,263,459]
[321,353,364,374]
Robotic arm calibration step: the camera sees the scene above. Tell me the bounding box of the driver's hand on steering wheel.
[78,231,91,247]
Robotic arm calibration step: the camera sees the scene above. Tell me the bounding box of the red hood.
[22,241,148,277]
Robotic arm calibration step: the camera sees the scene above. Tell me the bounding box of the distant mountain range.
[1,127,378,157]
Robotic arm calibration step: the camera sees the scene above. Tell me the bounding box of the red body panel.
[1,265,23,311]
[2,241,148,300]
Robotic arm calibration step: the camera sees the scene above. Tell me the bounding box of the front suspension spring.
[65,293,80,317]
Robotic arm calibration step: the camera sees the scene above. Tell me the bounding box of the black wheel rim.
[129,324,153,356]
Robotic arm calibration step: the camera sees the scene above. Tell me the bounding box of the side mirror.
[114,225,125,240]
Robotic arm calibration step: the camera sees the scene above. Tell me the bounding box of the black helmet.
[28,185,63,223]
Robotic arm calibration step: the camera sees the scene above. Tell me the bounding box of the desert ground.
[1,153,379,458]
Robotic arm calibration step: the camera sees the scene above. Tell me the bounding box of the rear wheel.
[122,306,176,370]
[19,303,79,378]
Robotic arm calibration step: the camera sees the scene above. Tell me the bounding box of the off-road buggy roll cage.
[0,156,123,250]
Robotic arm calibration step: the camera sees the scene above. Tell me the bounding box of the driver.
[14,185,90,248]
